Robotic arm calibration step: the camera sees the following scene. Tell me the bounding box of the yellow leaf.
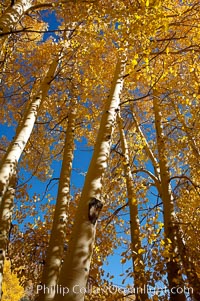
[167,238,172,244]
[95,246,100,252]
[131,59,138,67]
[162,249,170,258]
[135,14,141,20]
[158,222,164,229]
[138,248,146,254]
[160,239,165,246]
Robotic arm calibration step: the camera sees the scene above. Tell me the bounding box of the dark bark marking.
[88,198,103,225]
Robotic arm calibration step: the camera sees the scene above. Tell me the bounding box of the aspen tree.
[0,177,16,298]
[175,227,200,301]
[117,113,148,301]
[54,57,126,301]
[130,110,161,184]
[0,55,60,206]
[0,37,10,85]
[0,0,33,34]
[153,94,186,301]
[131,107,198,300]
[37,105,76,301]
[0,54,60,294]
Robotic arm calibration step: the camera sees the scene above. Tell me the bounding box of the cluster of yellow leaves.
[2,260,24,301]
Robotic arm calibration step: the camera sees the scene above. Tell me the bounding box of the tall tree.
[37,104,76,301]
[0,53,60,295]
[117,112,148,301]
[0,176,16,298]
[152,93,186,301]
[54,57,126,301]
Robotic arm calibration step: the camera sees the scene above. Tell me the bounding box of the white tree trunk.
[0,0,33,34]
[0,176,16,298]
[175,226,200,301]
[0,56,59,207]
[153,95,186,301]
[37,107,76,301]
[54,58,126,301]
[0,55,59,295]
[131,109,161,182]
[132,104,193,300]
[118,113,148,301]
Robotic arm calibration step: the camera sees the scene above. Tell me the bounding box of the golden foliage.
[2,260,24,301]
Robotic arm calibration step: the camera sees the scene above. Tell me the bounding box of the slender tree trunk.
[131,110,160,182]
[0,0,33,34]
[0,55,60,294]
[175,225,200,301]
[132,107,198,300]
[117,113,148,301]
[0,37,10,86]
[0,95,42,204]
[37,106,76,301]
[153,95,186,301]
[170,101,200,300]
[54,58,126,301]
[0,176,16,299]
[0,56,59,207]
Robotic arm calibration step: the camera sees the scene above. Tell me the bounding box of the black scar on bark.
[88,198,103,225]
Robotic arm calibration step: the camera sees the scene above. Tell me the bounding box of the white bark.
[0,0,33,34]
[131,110,161,182]
[153,95,186,301]
[0,56,59,207]
[37,107,76,301]
[0,55,60,294]
[175,226,200,301]
[54,58,126,301]
[0,176,16,298]
[132,104,194,300]
[118,113,148,301]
